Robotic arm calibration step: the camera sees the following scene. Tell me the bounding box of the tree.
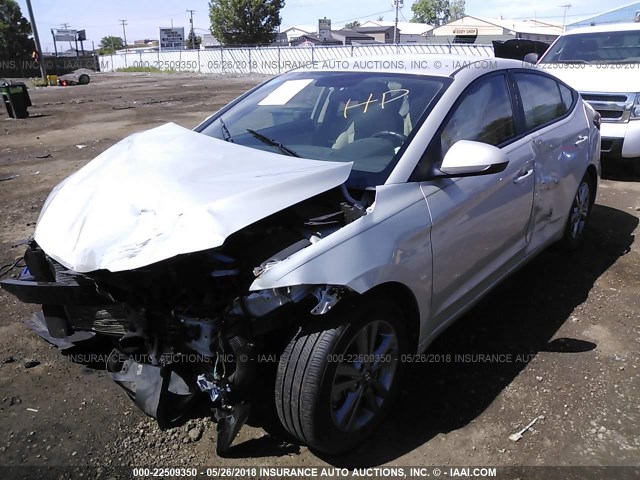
[450,0,465,22]
[209,0,285,45]
[344,20,361,29]
[98,36,124,55]
[184,32,202,49]
[410,0,465,26]
[0,0,35,61]
[187,31,202,49]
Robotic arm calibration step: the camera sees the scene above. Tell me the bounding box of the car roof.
[296,54,523,77]
[563,23,640,35]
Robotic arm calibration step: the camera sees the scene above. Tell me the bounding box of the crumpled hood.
[539,64,639,93]
[35,123,352,273]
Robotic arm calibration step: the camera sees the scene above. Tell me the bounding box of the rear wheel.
[559,172,594,251]
[275,297,407,454]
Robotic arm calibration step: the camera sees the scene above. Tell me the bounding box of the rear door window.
[514,73,569,131]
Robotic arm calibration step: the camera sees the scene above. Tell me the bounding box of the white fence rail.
[99,44,495,75]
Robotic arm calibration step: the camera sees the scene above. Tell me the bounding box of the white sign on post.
[159,27,185,51]
[55,29,77,42]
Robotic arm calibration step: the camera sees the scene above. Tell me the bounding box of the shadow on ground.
[601,161,640,182]
[56,205,637,464]
[319,204,637,466]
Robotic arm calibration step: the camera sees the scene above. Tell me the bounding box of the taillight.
[593,112,601,130]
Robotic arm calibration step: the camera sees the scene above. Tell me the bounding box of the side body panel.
[250,183,435,346]
[422,134,535,330]
[528,103,596,251]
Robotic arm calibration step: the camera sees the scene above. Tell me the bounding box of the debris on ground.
[509,416,544,442]
[1,355,17,365]
[188,425,203,443]
[23,359,41,369]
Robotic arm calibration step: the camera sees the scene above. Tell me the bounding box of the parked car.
[0,55,601,456]
[530,23,640,174]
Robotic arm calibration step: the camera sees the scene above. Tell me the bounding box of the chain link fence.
[99,43,495,75]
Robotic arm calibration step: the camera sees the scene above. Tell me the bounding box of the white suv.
[534,23,640,173]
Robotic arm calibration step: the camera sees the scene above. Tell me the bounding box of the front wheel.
[275,297,407,454]
[559,172,594,251]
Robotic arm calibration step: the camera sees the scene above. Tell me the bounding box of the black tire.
[274,297,407,454]
[78,74,90,85]
[559,171,595,251]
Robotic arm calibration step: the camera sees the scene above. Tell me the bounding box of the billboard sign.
[159,27,185,51]
[55,29,77,42]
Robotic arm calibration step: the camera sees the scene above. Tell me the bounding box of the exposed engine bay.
[0,185,373,454]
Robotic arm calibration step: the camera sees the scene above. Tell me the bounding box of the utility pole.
[60,22,70,29]
[560,4,572,31]
[119,19,128,52]
[187,9,196,49]
[393,0,403,44]
[25,0,47,80]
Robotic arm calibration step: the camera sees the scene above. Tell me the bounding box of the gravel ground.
[0,72,638,479]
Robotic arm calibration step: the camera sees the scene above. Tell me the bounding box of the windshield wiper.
[246,129,300,157]
[220,117,233,142]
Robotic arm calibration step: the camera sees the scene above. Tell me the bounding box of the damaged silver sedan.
[1,56,601,455]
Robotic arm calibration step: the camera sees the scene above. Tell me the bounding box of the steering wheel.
[371,130,407,143]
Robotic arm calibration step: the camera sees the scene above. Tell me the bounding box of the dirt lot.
[0,72,638,476]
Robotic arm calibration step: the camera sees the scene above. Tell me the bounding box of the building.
[134,39,159,48]
[280,26,316,42]
[201,34,221,49]
[351,26,397,44]
[292,29,376,46]
[429,16,563,44]
[360,21,433,43]
[567,2,640,30]
[290,19,381,46]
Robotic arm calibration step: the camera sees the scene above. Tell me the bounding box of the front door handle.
[513,168,534,184]
[575,135,589,146]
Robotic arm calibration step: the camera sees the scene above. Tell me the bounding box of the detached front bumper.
[0,242,125,340]
[0,277,108,306]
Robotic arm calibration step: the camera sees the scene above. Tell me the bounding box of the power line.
[334,9,394,26]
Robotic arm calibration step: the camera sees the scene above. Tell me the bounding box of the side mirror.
[524,52,539,64]
[440,140,509,177]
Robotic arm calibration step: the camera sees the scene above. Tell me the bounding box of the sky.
[13,0,640,51]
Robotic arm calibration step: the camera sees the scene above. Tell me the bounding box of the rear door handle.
[513,168,534,184]
[575,135,589,146]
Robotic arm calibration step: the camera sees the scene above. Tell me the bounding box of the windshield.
[539,30,640,64]
[198,71,446,187]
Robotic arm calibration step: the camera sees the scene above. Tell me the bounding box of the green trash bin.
[1,82,31,119]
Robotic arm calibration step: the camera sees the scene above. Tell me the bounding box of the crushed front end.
[0,185,363,454]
